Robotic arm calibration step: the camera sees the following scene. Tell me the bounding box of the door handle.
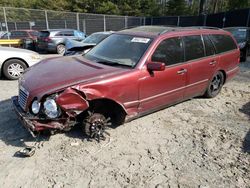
[209,60,217,65]
[177,69,187,74]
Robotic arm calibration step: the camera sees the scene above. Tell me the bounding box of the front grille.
[18,86,29,110]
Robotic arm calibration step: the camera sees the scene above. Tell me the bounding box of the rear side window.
[152,37,184,66]
[209,34,237,53]
[203,35,215,56]
[56,31,74,36]
[183,35,205,61]
[39,31,50,37]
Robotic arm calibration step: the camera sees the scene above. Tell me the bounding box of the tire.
[3,59,27,80]
[56,44,66,55]
[241,49,247,62]
[204,71,224,98]
[84,113,111,142]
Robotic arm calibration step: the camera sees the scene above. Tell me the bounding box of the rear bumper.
[226,66,240,83]
[37,43,56,52]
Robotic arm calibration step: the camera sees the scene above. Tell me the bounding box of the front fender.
[56,88,89,113]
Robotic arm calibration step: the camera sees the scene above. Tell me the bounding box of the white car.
[0,47,41,80]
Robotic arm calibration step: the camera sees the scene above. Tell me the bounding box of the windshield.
[225,28,247,42]
[84,34,152,68]
[83,33,109,44]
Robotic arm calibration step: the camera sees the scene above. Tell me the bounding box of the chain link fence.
[0,7,144,35]
[146,8,250,28]
[1,7,249,36]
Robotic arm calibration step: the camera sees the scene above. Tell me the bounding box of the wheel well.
[88,98,127,126]
[218,70,227,84]
[1,58,28,76]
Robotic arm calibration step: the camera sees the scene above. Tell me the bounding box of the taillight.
[44,37,51,42]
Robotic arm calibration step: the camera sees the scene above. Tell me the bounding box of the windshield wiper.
[96,60,131,68]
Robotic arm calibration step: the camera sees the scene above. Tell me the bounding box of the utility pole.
[199,0,205,15]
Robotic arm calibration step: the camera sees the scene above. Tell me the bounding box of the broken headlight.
[43,98,61,119]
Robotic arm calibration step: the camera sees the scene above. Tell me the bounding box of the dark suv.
[224,27,250,62]
[12,26,239,140]
[37,29,86,54]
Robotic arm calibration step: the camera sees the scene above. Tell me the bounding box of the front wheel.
[3,59,27,80]
[84,112,111,142]
[204,71,224,98]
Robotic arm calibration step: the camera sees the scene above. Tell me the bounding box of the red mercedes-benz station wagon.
[12,26,240,141]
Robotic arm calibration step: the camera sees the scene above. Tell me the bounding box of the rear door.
[183,35,218,99]
[139,36,188,114]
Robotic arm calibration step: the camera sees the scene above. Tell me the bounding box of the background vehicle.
[0,46,41,80]
[64,31,113,56]
[1,30,39,51]
[0,31,7,38]
[224,27,250,62]
[37,29,86,54]
[12,26,239,140]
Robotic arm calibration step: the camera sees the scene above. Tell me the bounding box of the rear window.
[10,31,28,38]
[203,35,215,56]
[183,35,205,61]
[30,31,39,37]
[209,34,237,53]
[39,31,50,37]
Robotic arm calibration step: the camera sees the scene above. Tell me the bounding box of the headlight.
[44,98,60,118]
[31,100,40,114]
[238,42,246,49]
[30,54,41,60]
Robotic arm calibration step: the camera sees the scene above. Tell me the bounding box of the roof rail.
[158,27,178,35]
[185,26,222,30]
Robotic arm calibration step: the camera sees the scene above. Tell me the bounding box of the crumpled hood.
[20,55,127,98]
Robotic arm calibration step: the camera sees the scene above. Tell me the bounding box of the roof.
[119,25,228,37]
[41,29,76,32]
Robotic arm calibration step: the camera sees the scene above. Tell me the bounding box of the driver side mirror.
[147,62,165,71]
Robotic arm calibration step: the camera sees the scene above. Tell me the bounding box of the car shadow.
[0,98,49,149]
[239,101,250,154]
[0,98,94,150]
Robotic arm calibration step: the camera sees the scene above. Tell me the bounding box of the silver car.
[0,47,41,80]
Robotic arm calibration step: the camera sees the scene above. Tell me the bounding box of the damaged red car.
[12,26,240,140]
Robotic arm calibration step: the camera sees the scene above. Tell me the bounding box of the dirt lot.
[0,57,249,188]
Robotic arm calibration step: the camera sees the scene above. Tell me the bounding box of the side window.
[74,30,85,38]
[209,34,237,53]
[203,35,215,56]
[63,31,74,36]
[55,32,64,36]
[151,37,184,66]
[183,35,205,61]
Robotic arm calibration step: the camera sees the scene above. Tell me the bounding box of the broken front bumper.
[12,96,76,137]
[12,96,37,137]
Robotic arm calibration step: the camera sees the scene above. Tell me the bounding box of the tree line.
[0,0,249,16]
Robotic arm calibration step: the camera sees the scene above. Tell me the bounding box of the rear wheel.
[56,44,65,55]
[204,71,224,98]
[3,59,27,80]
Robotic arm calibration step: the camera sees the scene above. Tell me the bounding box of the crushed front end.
[12,87,89,137]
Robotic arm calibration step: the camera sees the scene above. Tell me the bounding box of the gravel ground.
[0,57,249,188]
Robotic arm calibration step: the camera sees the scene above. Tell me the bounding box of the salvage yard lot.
[0,55,249,188]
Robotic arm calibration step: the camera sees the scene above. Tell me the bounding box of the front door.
[138,36,188,114]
